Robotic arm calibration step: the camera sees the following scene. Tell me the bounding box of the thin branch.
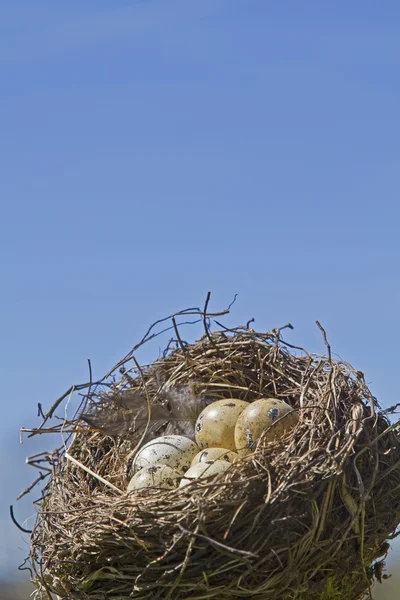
[228,293,238,310]
[178,524,257,558]
[16,472,50,501]
[172,317,187,353]
[9,505,32,534]
[202,291,214,344]
[65,452,123,495]
[316,320,332,362]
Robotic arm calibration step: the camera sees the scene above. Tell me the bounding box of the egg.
[234,398,299,454]
[127,465,182,492]
[191,447,238,465]
[130,435,199,476]
[195,399,250,450]
[179,460,231,487]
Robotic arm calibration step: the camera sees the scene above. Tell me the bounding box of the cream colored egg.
[179,460,231,487]
[195,399,250,450]
[191,447,238,466]
[234,398,299,454]
[131,435,199,476]
[127,465,182,492]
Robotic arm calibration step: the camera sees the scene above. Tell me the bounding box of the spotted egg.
[191,447,238,466]
[195,399,250,450]
[127,465,182,492]
[234,398,299,454]
[179,459,231,487]
[130,435,199,476]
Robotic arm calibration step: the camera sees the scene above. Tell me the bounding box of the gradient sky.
[1,0,400,583]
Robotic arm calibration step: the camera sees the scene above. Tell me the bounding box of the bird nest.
[19,300,400,599]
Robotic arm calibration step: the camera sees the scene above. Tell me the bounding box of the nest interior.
[24,311,400,600]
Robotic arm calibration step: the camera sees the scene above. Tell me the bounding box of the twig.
[278,322,294,332]
[125,355,154,463]
[228,293,238,310]
[25,300,235,439]
[177,524,257,558]
[31,384,81,434]
[106,306,231,377]
[9,505,32,534]
[316,321,332,362]
[172,317,187,353]
[65,452,123,494]
[16,472,50,501]
[203,291,215,344]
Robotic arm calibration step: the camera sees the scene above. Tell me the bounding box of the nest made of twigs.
[22,304,400,600]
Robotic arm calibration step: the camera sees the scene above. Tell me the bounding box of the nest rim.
[19,301,400,600]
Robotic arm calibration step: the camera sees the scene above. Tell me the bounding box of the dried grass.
[19,300,400,599]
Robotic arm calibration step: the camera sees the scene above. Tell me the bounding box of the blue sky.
[1,0,400,583]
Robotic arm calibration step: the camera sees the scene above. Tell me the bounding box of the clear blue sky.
[1,0,400,582]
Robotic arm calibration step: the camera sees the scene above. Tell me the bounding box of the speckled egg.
[195,399,250,450]
[127,465,182,492]
[234,398,299,454]
[179,459,231,487]
[131,435,199,476]
[191,447,238,465]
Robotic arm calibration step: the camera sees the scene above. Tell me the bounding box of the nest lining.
[22,314,400,600]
